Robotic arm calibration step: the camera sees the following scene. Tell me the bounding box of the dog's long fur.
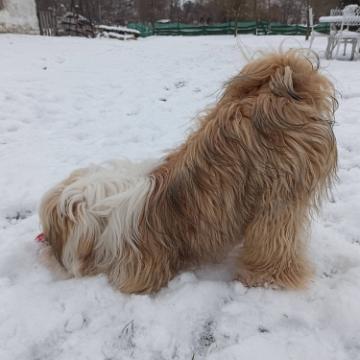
[39,50,337,293]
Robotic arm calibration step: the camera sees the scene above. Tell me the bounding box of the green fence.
[128,21,329,37]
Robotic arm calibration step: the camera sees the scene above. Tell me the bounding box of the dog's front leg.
[235,202,312,289]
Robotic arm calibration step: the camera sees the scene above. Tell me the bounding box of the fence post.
[36,5,43,35]
[305,1,311,40]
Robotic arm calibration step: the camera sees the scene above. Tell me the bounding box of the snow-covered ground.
[1,34,360,360]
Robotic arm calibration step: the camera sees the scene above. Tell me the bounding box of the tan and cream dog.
[39,50,337,294]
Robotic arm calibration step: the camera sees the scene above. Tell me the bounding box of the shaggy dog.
[38,50,337,294]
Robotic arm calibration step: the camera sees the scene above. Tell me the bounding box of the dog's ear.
[269,66,301,101]
[54,184,104,276]
[63,199,103,275]
[39,186,71,265]
[252,65,307,137]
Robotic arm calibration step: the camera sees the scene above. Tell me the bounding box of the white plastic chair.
[334,5,360,60]
[324,8,344,59]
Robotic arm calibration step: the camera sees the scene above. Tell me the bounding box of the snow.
[0,34,360,360]
[0,0,39,34]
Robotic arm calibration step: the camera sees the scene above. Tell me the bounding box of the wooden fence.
[38,11,57,36]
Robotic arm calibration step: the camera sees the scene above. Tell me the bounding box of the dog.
[38,50,337,294]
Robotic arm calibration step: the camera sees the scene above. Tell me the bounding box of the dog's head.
[196,49,338,212]
[38,188,73,279]
[223,50,337,133]
[38,170,101,278]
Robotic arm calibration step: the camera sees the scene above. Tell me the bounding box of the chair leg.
[350,39,357,61]
[335,40,341,59]
[309,32,315,49]
[325,36,335,59]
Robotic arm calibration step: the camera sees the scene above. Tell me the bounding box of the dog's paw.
[234,268,281,290]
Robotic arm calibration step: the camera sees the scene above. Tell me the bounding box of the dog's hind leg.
[107,245,177,294]
[235,203,312,289]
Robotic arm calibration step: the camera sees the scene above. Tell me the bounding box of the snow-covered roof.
[99,31,136,40]
[98,25,140,35]
[156,19,171,23]
[62,12,91,23]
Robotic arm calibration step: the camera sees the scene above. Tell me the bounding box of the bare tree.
[35,0,345,27]
[222,0,247,35]
[310,0,341,21]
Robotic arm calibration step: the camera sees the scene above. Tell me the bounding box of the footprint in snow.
[196,319,216,355]
[175,80,186,88]
[6,125,18,132]
[258,326,270,333]
[64,313,86,333]
[6,209,33,224]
